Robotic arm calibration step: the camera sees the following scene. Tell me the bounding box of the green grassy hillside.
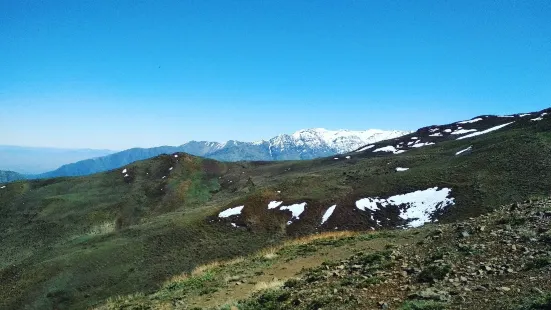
[97,197,551,310]
[2,110,551,309]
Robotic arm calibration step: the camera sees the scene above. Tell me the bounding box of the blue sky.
[1,0,550,150]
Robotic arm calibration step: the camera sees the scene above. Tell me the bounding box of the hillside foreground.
[98,197,551,309]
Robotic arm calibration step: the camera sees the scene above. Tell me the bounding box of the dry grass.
[284,230,359,247]
[258,247,279,260]
[163,272,190,286]
[95,292,146,310]
[252,279,284,292]
[253,230,360,259]
[191,260,222,276]
[221,256,245,266]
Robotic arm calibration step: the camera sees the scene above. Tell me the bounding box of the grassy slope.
[99,198,551,310]
[1,117,551,309]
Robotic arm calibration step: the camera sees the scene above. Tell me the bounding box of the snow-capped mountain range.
[268,128,409,154]
[28,128,410,179]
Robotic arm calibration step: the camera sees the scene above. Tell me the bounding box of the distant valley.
[0,145,116,174]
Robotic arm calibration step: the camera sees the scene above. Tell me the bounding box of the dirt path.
[187,236,413,309]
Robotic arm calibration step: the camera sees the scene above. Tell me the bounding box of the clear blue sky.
[1,0,550,150]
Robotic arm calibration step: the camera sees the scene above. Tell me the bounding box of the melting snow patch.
[174,154,178,158]
[396,167,409,172]
[457,122,514,140]
[410,142,435,148]
[0,186,5,189]
[162,176,166,179]
[268,201,283,209]
[356,145,375,152]
[321,205,337,224]
[356,198,388,212]
[334,157,339,160]
[122,169,127,174]
[455,146,472,155]
[531,113,547,121]
[169,167,173,171]
[346,156,351,159]
[458,118,483,124]
[429,133,443,137]
[519,114,531,117]
[373,146,406,154]
[499,115,515,118]
[411,137,419,140]
[280,202,307,220]
[391,187,454,227]
[356,188,454,228]
[444,129,452,133]
[219,206,244,218]
[451,129,477,135]
[231,223,238,228]
[124,174,129,178]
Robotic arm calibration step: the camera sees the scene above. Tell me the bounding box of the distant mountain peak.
[269,128,411,154]
[24,127,410,179]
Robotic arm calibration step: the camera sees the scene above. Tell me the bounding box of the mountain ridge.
[30,128,410,179]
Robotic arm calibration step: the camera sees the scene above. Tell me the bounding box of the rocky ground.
[230,198,551,310]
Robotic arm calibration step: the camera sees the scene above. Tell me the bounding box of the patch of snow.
[169,167,173,171]
[268,201,283,209]
[499,115,515,118]
[444,129,452,133]
[321,205,337,224]
[334,157,339,160]
[124,174,129,177]
[0,186,5,189]
[356,198,388,212]
[458,118,483,124]
[355,188,455,228]
[429,133,443,137]
[456,122,514,140]
[396,167,409,172]
[276,190,281,193]
[345,155,351,159]
[519,114,531,117]
[429,128,439,133]
[411,137,419,140]
[410,142,435,148]
[451,129,477,135]
[455,146,472,155]
[162,176,166,179]
[390,188,454,227]
[219,206,244,218]
[231,223,238,228]
[373,146,406,154]
[174,154,178,158]
[122,169,127,174]
[280,202,307,220]
[531,113,547,121]
[356,145,375,152]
